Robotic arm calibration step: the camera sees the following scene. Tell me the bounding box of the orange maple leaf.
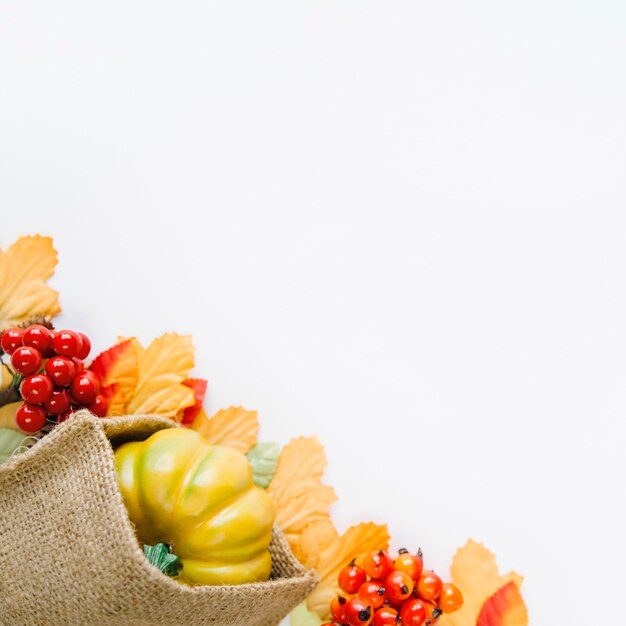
[0,235,60,329]
[191,406,258,452]
[439,540,525,626]
[266,436,337,553]
[477,581,528,626]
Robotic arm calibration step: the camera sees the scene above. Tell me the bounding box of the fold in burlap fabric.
[0,411,317,626]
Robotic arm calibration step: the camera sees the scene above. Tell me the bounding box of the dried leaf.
[192,406,258,453]
[267,437,337,551]
[289,601,323,626]
[89,339,139,416]
[178,378,208,425]
[477,581,528,626]
[298,519,390,619]
[0,235,60,329]
[125,334,195,419]
[439,540,524,626]
[246,442,281,488]
[0,427,34,464]
[0,402,20,430]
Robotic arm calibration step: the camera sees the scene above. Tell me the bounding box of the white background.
[2,2,626,624]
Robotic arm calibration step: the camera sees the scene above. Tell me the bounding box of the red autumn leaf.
[477,581,528,626]
[179,378,208,424]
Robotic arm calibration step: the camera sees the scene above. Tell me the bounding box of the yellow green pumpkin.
[114,428,275,586]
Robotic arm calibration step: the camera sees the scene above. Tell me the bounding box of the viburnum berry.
[344,597,373,626]
[416,571,442,603]
[339,559,367,594]
[56,409,75,423]
[44,388,72,415]
[22,325,53,354]
[70,371,100,404]
[437,583,463,613]
[362,550,394,581]
[76,333,91,360]
[52,330,81,358]
[385,569,414,605]
[399,598,429,626]
[358,580,386,609]
[1,328,23,355]
[45,356,76,387]
[20,374,54,404]
[423,601,442,624]
[11,346,42,375]
[394,548,423,582]
[72,358,85,376]
[86,394,109,417]
[15,403,47,433]
[330,594,348,623]
[372,606,399,626]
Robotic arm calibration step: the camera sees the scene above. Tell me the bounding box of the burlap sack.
[0,410,317,626]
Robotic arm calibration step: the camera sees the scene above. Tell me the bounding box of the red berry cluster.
[323,549,463,626]
[0,325,108,433]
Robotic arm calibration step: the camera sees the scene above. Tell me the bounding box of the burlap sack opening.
[0,410,317,626]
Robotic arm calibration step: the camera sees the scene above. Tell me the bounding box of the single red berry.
[11,346,43,375]
[44,388,71,415]
[394,548,423,582]
[416,571,442,603]
[76,333,91,359]
[373,606,399,626]
[20,374,54,404]
[338,559,367,594]
[1,328,23,354]
[437,583,463,613]
[330,594,348,623]
[358,580,386,609]
[45,356,76,386]
[86,394,108,417]
[399,598,429,626]
[70,371,100,404]
[362,550,394,580]
[52,330,81,358]
[15,403,47,433]
[72,358,85,376]
[344,597,373,626]
[22,325,53,354]
[385,570,414,604]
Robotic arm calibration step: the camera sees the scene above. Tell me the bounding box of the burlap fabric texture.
[0,410,317,626]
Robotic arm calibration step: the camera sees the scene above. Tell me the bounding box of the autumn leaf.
[298,519,390,618]
[477,581,528,626]
[178,378,207,425]
[246,442,281,488]
[192,406,258,453]
[0,235,61,330]
[0,402,20,430]
[439,540,524,626]
[266,436,337,552]
[125,334,195,419]
[89,340,139,416]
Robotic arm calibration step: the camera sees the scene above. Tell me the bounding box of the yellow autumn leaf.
[298,519,390,619]
[267,436,337,551]
[125,334,195,419]
[192,407,259,453]
[0,402,20,430]
[0,235,61,329]
[439,540,524,626]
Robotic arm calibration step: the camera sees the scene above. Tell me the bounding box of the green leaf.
[290,601,323,626]
[246,442,280,488]
[143,543,181,577]
[0,428,34,465]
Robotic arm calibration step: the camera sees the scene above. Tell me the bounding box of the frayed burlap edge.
[0,410,317,626]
